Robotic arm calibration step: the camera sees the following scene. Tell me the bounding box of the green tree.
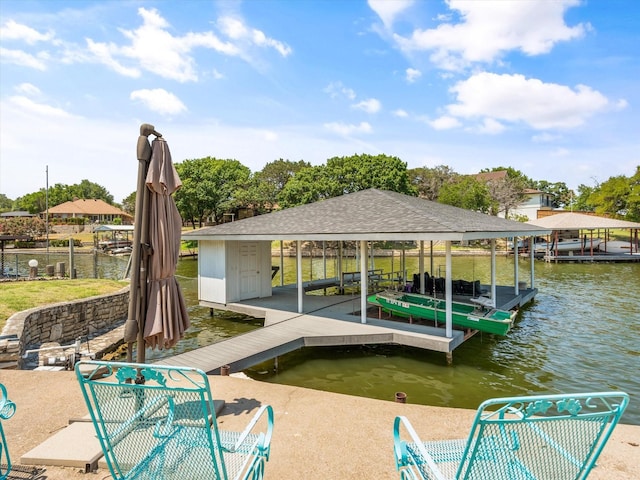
[573,184,596,212]
[175,157,251,227]
[626,166,640,222]
[277,165,329,208]
[15,180,115,214]
[68,179,114,204]
[589,174,633,219]
[15,190,47,214]
[478,167,529,216]
[534,180,572,209]
[323,154,414,197]
[0,193,13,213]
[279,153,414,208]
[438,176,491,213]
[408,165,458,201]
[244,159,310,213]
[121,191,136,216]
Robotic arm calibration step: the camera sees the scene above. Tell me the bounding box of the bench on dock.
[341,269,405,289]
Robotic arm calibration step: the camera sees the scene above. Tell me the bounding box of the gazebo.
[183,189,550,339]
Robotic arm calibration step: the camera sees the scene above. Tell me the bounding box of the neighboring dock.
[542,253,640,263]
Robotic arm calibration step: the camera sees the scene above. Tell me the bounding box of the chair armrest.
[393,416,448,480]
[0,384,16,420]
[231,405,274,456]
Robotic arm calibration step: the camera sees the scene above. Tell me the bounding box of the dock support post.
[446,352,453,366]
[274,356,279,372]
[360,240,368,324]
[297,240,303,313]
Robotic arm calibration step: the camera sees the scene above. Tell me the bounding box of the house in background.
[474,171,554,222]
[508,188,555,221]
[44,199,132,224]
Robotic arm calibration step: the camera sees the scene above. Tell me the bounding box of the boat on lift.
[367,290,515,336]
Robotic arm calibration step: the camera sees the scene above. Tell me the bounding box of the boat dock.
[543,253,640,263]
[157,284,536,373]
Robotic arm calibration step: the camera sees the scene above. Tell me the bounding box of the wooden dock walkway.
[156,311,465,374]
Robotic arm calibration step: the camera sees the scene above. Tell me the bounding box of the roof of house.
[0,211,35,217]
[474,170,508,182]
[528,212,640,230]
[183,188,550,242]
[46,199,131,217]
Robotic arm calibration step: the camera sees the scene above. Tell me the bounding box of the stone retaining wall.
[2,286,130,369]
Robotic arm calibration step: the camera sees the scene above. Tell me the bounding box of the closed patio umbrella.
[143,136,189,350]
[124,124,189,363]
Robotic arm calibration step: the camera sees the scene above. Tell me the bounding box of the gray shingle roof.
[183,189,550,242]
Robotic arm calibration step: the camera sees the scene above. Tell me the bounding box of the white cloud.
[352,98,381,114]
[0,19,55,44]
[324,122,372,136]
[393,109,409,118]
[532,132,562,143]
[477,118,505,135]
[391,0,587,71]
[446,72,613,129]
[9,95,73,118]
[405,67,421,83]
[130,88,187,115]
[84,8,289,83]
[15,83,41,96]
[368,0,414,29]
[324,81,356,100]
[219,17,292,57]
[0,47,48,70]
[428,115,461,130]
[86,39,141,78]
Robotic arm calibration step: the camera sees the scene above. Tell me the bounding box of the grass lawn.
[0,279,128,330]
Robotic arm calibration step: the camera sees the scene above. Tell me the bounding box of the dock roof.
[183,188,550,242]
[528,212,640,230]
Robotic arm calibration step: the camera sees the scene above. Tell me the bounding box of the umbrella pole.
[124,124,160,363]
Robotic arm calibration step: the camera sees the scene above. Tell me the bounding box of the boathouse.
[173,190,551,373]
[528,212,640,262]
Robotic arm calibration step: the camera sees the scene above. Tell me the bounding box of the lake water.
[5,250,639,424]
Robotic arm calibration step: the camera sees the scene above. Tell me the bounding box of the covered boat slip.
[528,212,640,262]
[183,189,549,368]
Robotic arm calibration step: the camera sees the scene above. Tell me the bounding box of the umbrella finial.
[140,123,162,138]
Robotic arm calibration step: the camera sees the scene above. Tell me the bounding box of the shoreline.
[0,369,638,479]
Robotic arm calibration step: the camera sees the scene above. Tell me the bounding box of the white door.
[239,242,260,299]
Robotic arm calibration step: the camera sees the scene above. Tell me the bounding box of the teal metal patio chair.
[393,392,628,480]
[76,361,274,480]
[0,383,16,480]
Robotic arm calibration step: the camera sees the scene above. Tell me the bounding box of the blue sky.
[1,0,638,204]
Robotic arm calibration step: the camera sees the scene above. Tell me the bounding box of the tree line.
[1,155,639,228]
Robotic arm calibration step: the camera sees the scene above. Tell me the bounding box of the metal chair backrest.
[0,383,16,480]
[457,392,629,480]
[76,361,270,480]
